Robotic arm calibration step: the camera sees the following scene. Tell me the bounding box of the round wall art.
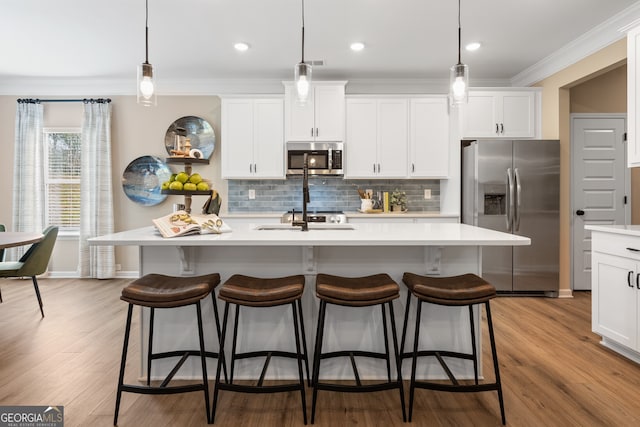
[164,116,216,160]
[122,155,172,206]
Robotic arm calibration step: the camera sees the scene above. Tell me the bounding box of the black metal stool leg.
[291,301,308,425]
[311,300,327,424]
[409,298,422,422]
[114,304,134,425]
[387,301,407,422]
[196,301,211,423]
[32,276,44,317]
[381,303,392,382]
[147,307,155,386]
[211,293,228,384]
[211,302,230,424]
[230,304,240,383]
[469,304,479,384]
[400,290,412,357]
[486,301,506,425]
[297,299,312,387]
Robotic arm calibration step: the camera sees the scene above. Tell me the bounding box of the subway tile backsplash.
[227,178,440,212]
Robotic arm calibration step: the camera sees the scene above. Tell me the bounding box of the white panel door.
[221,99,254,178]
[409,97,449,178]
[253,99,284,178]
[572,116,627,290]
[345,99,378,178]
[377,99,408,178]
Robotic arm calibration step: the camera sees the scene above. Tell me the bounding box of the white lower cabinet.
[591,229,640,362]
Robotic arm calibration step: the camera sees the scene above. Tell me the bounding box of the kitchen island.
[90,221,530,380]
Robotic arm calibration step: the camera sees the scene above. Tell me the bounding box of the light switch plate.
[424,189,431,199]
[248,189,256,199]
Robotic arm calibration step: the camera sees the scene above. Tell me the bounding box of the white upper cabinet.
[221,97,284,179]
[628,25,640,167]
[462,89,539,138]
[284,81,346,142]
[345,97,408,179]
[409,97,450,178]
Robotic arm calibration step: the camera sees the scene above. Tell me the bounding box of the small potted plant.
[390,189,407,212]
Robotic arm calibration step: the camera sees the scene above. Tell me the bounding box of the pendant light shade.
[137,0,156,106]
[295,0,311,105]
[450,0,468,106]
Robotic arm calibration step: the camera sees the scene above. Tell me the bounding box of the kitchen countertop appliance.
[462,139,560,295]
[281,210,347,224]
[286,142,343,176]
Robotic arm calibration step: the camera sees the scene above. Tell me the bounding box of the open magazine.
[152,210,232,238]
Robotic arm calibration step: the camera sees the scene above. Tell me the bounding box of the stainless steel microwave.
[286,142,344,176]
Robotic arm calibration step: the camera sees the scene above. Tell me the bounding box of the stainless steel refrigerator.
[462,140,560,294]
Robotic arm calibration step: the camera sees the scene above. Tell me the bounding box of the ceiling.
[1,0,639,93]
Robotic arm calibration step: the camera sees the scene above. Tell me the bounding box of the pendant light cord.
[457,0,462,65]
[301,0,305,63]
[145,0,149,65]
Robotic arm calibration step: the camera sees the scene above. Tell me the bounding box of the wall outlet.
[115,264,122,271]
[424,189,431,199]
[248,189,256,200]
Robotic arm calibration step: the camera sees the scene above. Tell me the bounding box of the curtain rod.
[17,98,111,104]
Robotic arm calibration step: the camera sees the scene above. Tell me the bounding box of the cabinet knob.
[637,273,640,289]
[500,123,504,134]
[576,209,585,216]
[629,271,634,288]
[495,123,499,134]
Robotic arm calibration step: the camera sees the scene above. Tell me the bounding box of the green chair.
[0,226,58,317]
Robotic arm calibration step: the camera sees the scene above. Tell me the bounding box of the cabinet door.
[253,99,285,178]
[314,84,345,141]
[410,97,449,178]
[462,92,498,138]
[628,25,640,167]
[345,98,378,178]
[377,99,408,178]
[499,92,536,138]
[284,84,315,141]
[592,252,638,350]
[221,99,254,178]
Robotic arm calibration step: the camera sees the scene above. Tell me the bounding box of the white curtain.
[78,101,115,278]
[10,102,45,261]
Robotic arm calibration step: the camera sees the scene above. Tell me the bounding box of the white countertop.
[89,221,530,247]
[586,224,640,237]
[344,211,459,218]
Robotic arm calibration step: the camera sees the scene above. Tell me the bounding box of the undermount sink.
[254,223,355,231]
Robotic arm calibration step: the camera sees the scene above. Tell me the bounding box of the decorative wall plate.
[122,155,172,206]
[164,116,216,160]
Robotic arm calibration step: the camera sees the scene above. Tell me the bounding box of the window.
[43,128,81,234]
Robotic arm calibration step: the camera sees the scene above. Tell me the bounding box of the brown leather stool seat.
[114,273,225,425]
[400,272,505,425]
[402,272,496,306]
[316,273,400,306]
[212,274,309,424]
[218,274,304,307]
[311,273,406,424]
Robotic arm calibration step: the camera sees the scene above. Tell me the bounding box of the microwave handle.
[328,149,333,170]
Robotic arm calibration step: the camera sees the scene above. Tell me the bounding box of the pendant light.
[294,0,311,105]
[137,0,156,106]
[449,0,468,105]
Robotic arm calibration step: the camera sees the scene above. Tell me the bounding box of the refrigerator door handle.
[506,168,514,232]
[514,168,522,232]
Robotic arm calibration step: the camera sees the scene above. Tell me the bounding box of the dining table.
[0,232,44,250]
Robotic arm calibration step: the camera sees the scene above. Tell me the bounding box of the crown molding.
[511,2,640,87]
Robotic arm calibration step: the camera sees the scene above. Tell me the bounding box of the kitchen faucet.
[292,153,309,231]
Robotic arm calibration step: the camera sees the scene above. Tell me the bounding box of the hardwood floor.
[0,278,639,426]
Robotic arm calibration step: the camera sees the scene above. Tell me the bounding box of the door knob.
[576,209,585,216]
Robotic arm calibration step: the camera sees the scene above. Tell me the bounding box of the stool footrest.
[413,381,500,393]
[319,350,388,361]
[150,349,222,361]
[217,382,303,394]
[315,381,403,394]
[233,349,302,361]
[120,383,206,395]
[400,350,475,361]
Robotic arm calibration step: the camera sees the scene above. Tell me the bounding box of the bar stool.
[311,273,406,424]
[211,274,309,424]
[114,273,225,425]
[401,272,505,424]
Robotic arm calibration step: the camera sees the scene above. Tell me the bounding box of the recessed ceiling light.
[234,42,250,52]
[465,42,481,52]
[350,42,365,51]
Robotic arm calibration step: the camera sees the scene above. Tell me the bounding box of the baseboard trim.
[557,288,574,298]
[45,271,140,279]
